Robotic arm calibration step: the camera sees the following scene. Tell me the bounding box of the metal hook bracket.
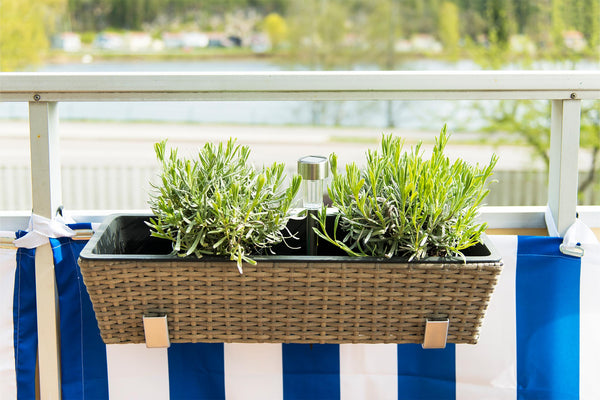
[422,318,449,349]
[143,314,170,348]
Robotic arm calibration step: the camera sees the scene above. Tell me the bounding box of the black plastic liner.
[81,214,500,264]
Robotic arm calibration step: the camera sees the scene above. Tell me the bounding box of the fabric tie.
[13,214,76,249]
[559,218,598,257]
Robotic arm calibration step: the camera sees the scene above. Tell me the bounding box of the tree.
[581,0,599,51]
[67,0,113,31]
[361,0,402,127]
[363,0,399,69]
[0,0,68,71]
[459,7,487,41]
[248,0,288,14]
[486,0,514,49]
[286,0,351,125]
[512,0,533,34]
[287,0,350,70]
[551,0,566,49]
[0,0,49,71]
[481,99,600,197]
[263,12,288,49]
[401,0,441,35]
[438,1,460,58]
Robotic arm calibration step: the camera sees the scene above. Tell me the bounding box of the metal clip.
[559,243,584,258]
[422,319,449,349]
[143,314,170,348]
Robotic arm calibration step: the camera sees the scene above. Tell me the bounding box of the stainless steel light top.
[297,155,329,180]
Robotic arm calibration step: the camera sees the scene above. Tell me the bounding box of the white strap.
[544,205,560,237]
[559,219,598,258]
[13,214,75,249]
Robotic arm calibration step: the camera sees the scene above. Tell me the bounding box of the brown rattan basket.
[79,214,503,345]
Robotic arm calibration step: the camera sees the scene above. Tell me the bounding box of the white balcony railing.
[1,70,600,398]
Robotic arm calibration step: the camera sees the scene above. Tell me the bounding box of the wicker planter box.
[79,214,503,345]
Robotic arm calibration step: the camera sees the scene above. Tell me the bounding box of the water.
[1,58,597,131]
[0,59,529,130]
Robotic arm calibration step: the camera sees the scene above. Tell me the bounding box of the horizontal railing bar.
[480,206,548,229]
[1,71,599,102]
[2,91,598,103]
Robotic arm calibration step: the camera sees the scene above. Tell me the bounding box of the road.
[0,120,553,171]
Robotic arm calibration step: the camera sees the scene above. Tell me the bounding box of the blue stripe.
[282,344,340,400]
[13,233,37,400]
[516,236,580,399]
[66,223,92,231]
[168,343,225,400]
[51,228,108,400]
[397,343,456,400]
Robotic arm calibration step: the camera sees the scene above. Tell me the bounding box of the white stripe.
[455,235,517,400]
[0,248,17,399]
[224,343,283,400]
[106,344,169,400]
[340,344,397,400]
[580,242,600,399]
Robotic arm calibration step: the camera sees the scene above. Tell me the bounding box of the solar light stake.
[298,156,329,256]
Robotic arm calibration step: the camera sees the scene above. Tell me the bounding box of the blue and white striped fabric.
[11,230,38,400]
[2,233,600,399]
[0,232,18,399]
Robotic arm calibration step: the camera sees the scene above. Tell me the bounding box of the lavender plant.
[315,125,498,261]
[147,139,301,273]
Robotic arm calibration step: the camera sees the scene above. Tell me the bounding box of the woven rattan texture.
[79,260,502,344]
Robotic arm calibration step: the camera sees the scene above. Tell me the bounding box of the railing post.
[548,99,581,236]
[29,101,62,400]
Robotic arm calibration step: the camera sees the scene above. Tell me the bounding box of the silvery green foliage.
[147,139,301,273]
[316,125,498,261]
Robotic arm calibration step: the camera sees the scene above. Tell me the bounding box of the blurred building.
[563,31,587,52]
[125,32,153,52]
[52,32,82,52]
[94,33,125,51]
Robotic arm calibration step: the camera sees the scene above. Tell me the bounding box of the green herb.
[315,125,498,261]
[147,139,301,273]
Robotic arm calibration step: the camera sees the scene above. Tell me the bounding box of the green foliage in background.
[262,13,288,49]
[486,0,514,49]
[316,126,498,261]
[481,99,600,196]
[286,0,351,69]
[0,1,48,71]
[66,0,288,31]
[363,0,402,67]
[4,0,599,70]
[0,0,65,71]
[438,1,460,59]
[147,139,301,273]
